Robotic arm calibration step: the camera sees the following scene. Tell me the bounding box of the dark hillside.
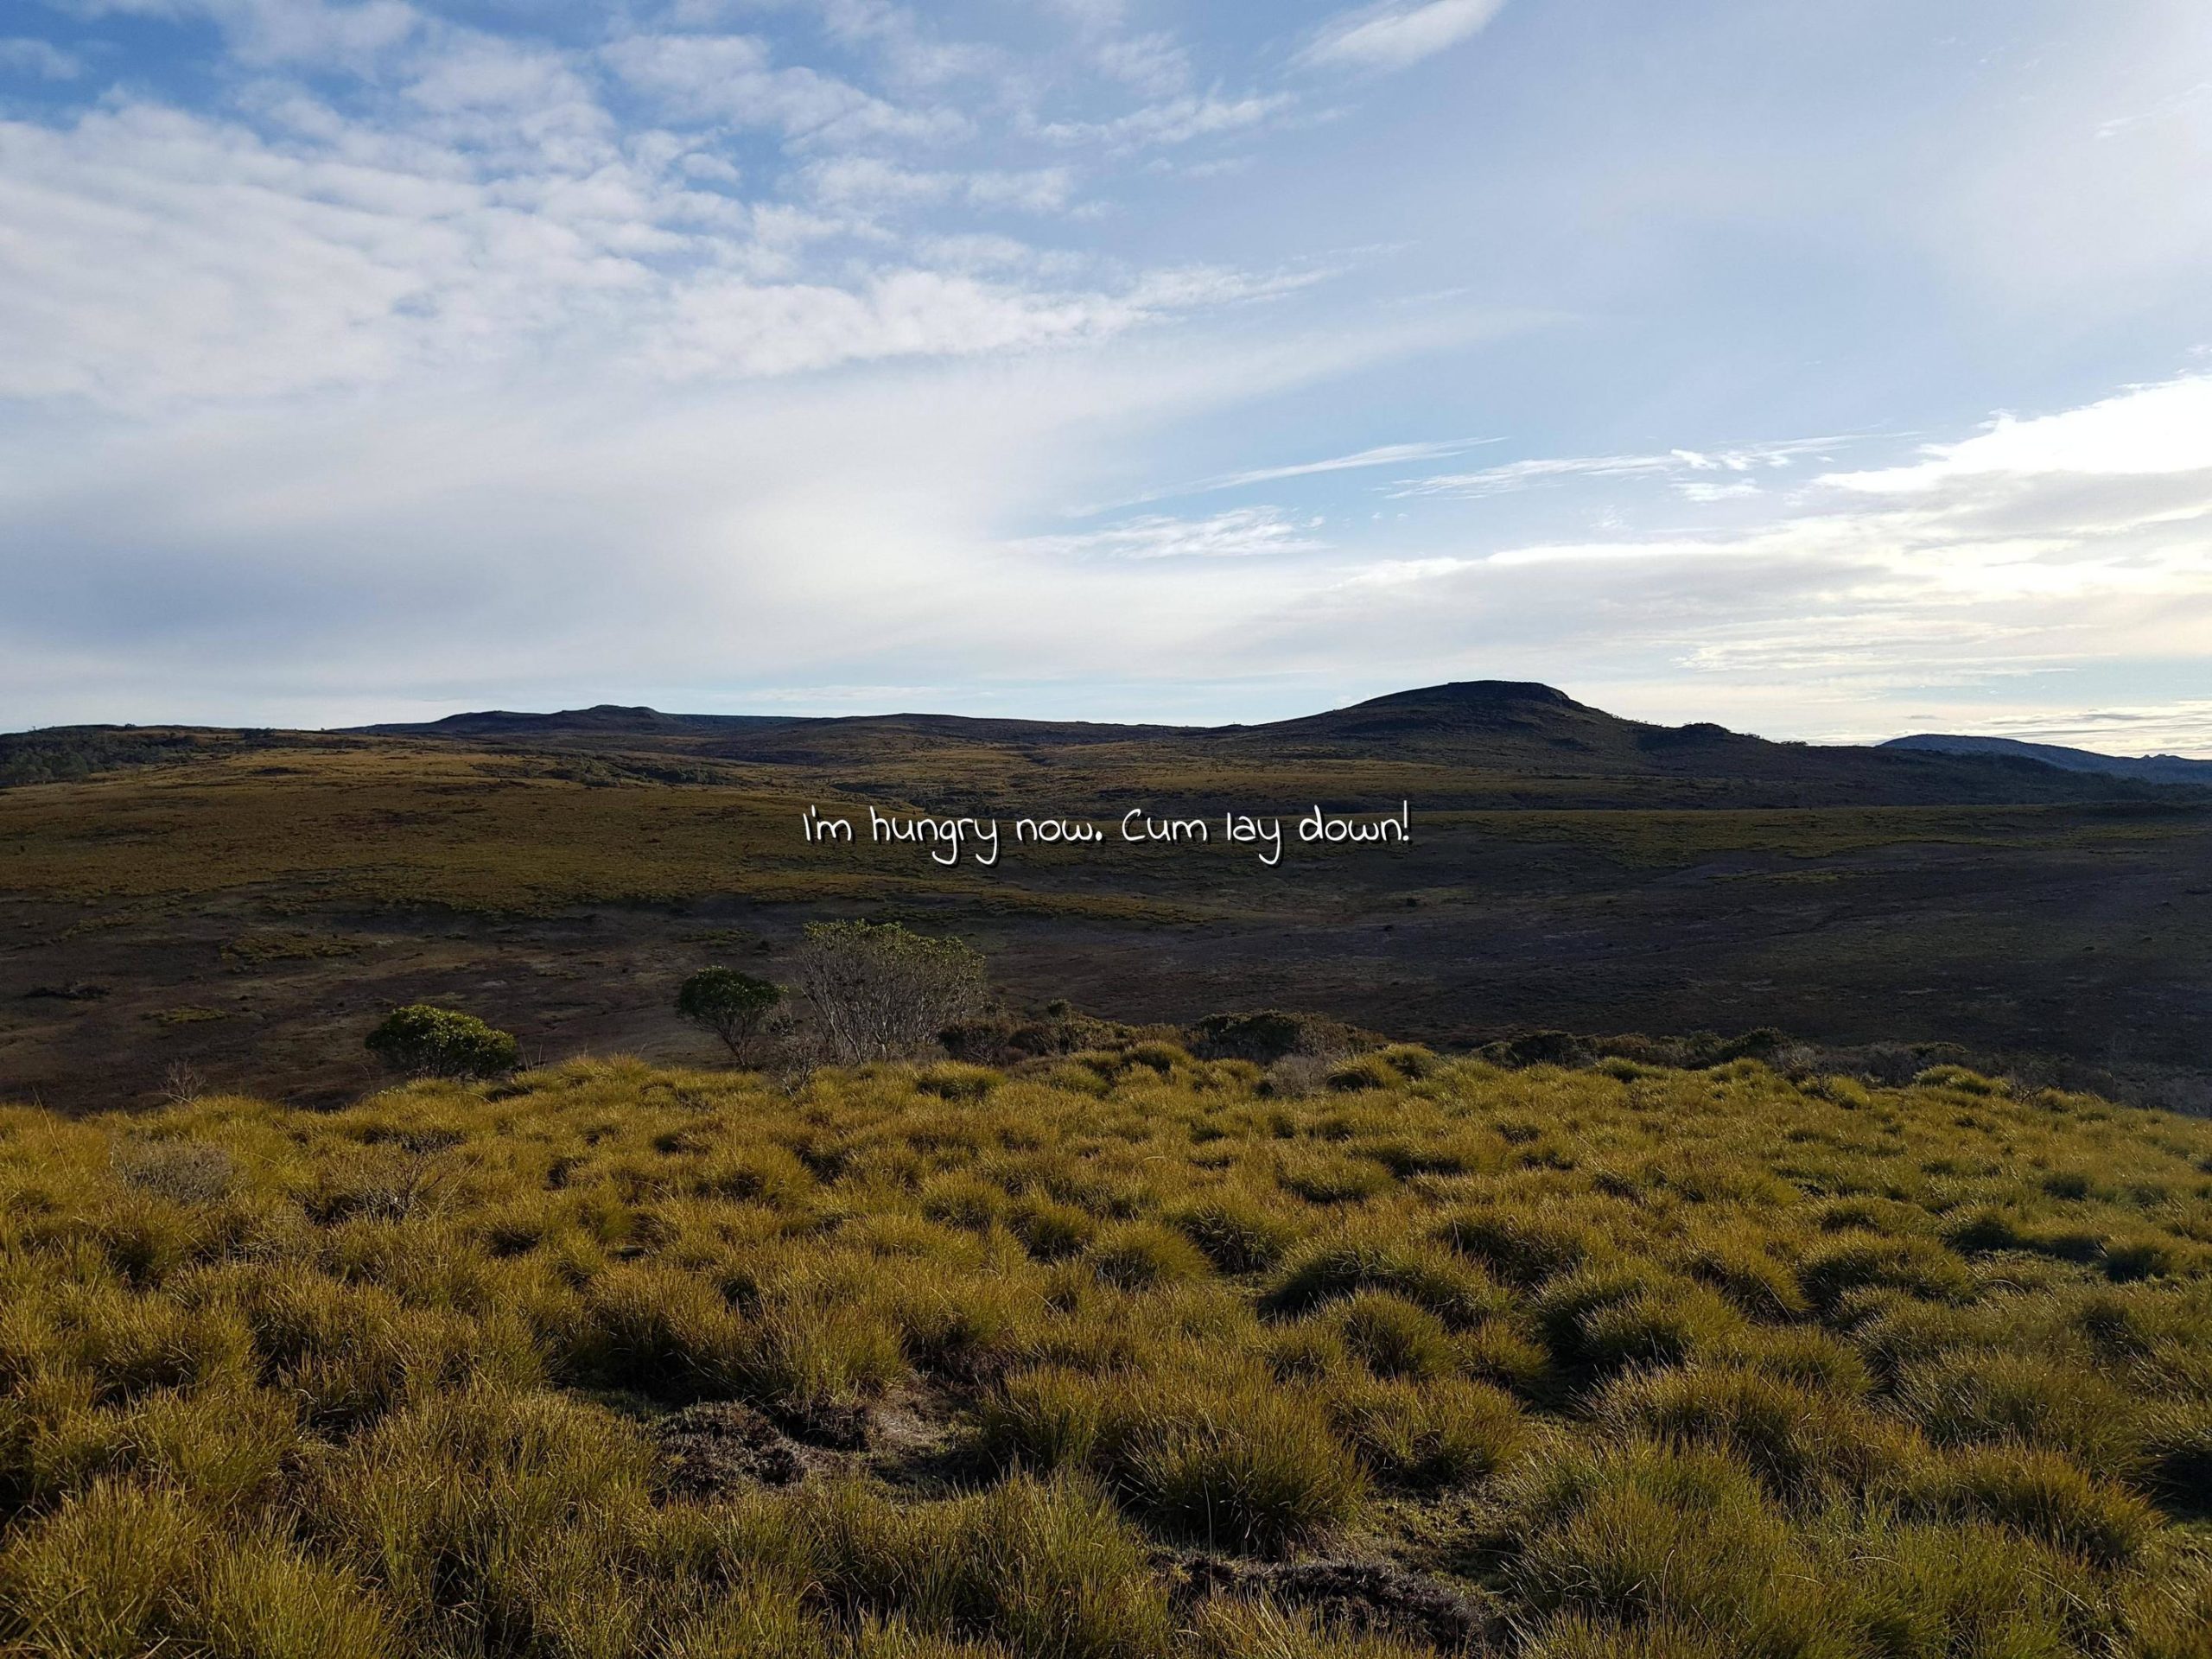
[1886,732,2212,787]
[327,682,2208,810]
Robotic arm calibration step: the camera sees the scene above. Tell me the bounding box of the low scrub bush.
[364,1004,518,1080]
[676,967,785,1064]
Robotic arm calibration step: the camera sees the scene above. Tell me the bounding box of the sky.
[3,0,2210,751]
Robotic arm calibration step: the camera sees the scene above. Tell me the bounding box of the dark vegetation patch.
[650,1400,810,1497]
[1177,1554,1494,1649]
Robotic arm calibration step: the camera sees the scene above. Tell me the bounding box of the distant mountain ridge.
[352,704,794,739]
[9,683,2209,809]
[1883,733,2212,787]
[325,681,2212,810]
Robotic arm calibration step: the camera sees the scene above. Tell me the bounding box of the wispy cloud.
[1194,438,1494,493]
[1936,702,2212,754]
[1035,90,1291,149]
[1089,438,1495,512]
[1390,439,1847,500]
[801,156,1077,214]
[1298,0,1507,73]
[0,37,84,79]
[601,32,968,147]
[1018,506,1328,559]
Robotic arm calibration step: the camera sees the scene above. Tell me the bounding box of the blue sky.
[3,0,2210,749]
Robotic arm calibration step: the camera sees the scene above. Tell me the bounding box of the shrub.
[1187,1010,1371,1064]
[1826,1516,2103,1659]
[364,1005,518,1080]
[792,922,987,1064]
[3,1025,2209,1652]
[1893,1347,2144,1470]
[1375,1043,1442,1079]
[1277,1154,1394,1205]
[1679,1239,1808,1321]
[979,1369,1107,1473]
[2140,1403,2212,1513]
[2102,1233,2189,1283]
[982,1369,1365,1556]
[789,1474,1172,1659]
[676,967,785,1063]
[0,1478,207,1656]
[110,1136,234,1205]
[1007,1198,1096,1262]
[563,1262,750,1400]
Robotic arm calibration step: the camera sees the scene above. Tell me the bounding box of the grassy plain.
[4,1047,2211,1656]
[5,722,2212,1112]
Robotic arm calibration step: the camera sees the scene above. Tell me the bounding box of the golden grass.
[3,1050,2211,1655]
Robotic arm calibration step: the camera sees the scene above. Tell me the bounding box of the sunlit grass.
[3,1049,2211,1655]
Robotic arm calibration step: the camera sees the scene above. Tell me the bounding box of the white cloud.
[1036,90,1289,149]
[0,52,1287,410]
[1018,505,1328,559]
[1298,0,1507,73]
[1092,32,1191,99]
[1916,5,2212,312]
[1823,374,2212,494]
[649,269,1166,378]
[0,315,1467,727]
[0,37,84,79]
[1961,702,2212,755]
[601,33,968,147]
[802,156,1075,214]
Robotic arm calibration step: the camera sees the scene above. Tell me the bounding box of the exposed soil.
[648,1385,969,1503]
[1176,1554,1497,1650]
[651,1402,812,1498]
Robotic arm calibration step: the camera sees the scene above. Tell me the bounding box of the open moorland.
[3,1046,2210,1656]
[3,683,2209,1114]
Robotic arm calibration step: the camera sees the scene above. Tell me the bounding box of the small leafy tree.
[676,967,785,1062]
[365,1004,518,1079]
[793,921,987,1064]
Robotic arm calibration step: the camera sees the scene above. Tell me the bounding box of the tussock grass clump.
[1434,1206,1599,1289]
[1088,1223,1210,1291]
[1266,1234,1504,1329]
[1325,1373,1527,1490]
[3,1049,2211,1655]
[1168,1192,1298,1274]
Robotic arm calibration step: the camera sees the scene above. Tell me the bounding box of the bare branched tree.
[792,921,986,1064]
